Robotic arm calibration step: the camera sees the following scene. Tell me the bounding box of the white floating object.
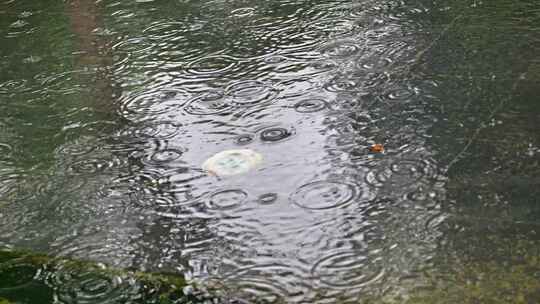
[202,149,263,176]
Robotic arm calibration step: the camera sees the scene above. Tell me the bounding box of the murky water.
[1,0,539,303]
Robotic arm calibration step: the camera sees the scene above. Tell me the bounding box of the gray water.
[1,0,539,303]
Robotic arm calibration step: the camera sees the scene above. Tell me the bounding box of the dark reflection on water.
[1,0,540,303]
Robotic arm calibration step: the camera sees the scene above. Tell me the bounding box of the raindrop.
[156,168,208,206]
[307,59,339,74]
[290,181,357,210]
[0,79,28,94]
[119,88,189,118]
[258,193,278,204]
[324,78,359,92]
[231,7,255,18]
[385,87,414,101]
[356,55,392,71]
[222,277,286,303]
[46,262,138,304]
[0,143,13,156]
[312,249,385,288]
[142,21,185,39]
[277,77,317,98]
[145,148,184,165]
[225,80,278,106]
[405,188,439,202]
[132,121,182,140]
[185,55,239,76]
[10,20,28,29]
[235,134,255,145]
[0,260,37,289]
[129,192,178,210]
[19,11,33,18]
[425,213,447,231]
[305,19,357,38]
[264,55,287,64]
[23,55,42,64]
[259,127,294,142]
[184,90,233,115]
[207,189,248,210]
[68,158,118,175]
[267,25,320,53]
[319,40,362,58]
[55,137,96,157]
[294,98,327,113]
[221,264,301,303]
[365,159,438,188]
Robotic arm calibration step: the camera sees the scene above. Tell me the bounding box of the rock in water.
[202,149,263,176]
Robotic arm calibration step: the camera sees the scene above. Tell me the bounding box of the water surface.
[1,0,539,303]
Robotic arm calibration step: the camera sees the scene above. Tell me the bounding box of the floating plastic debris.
[202,149,263,176]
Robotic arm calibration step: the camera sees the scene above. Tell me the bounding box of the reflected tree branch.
[65,0,118,116]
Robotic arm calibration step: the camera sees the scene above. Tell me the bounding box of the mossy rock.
[0,249,216,304]
[2,246,540,304]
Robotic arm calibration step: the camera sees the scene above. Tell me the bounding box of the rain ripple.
[304,19,359,39]
[290,180,358,210]
[184,80,278,116]
[46,261,140,304]
[225,80,279,107]
[230,7,256,18]
[259,126,295,143]
[384,85,416,102]
[207,189,248,210]
[257,193,278,205]
[312,249,385,289]
[118,87,190,119]
[67,157,125,175]
[219,264,308,304]
[184,54,241,78]
[324,78,361,93]
[365,158,440,188]
[120,121,183,141]
[56,139,96,158]
[184,90,232,115]
[0,143,14,158]
[294,98,328,113]
[141,148,185,167]
[0,258,37,290]
[318,40,362,58]
[234,134,256,146]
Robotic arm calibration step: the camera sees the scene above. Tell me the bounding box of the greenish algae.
[0,249,206,304]
[369,239,540,304]
[0,249,185,285]
[402,258,540,304]
[2,246,540,303]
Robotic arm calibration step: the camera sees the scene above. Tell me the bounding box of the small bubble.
[260,127,294,142]
[231,7,255,17]
[291,180,358,210]
[294,98,327,113]
[208,189,248,210]
[258,193,278,204]
[235,134,255,145]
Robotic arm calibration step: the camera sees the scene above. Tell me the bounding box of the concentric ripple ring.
[312,249,385,289]
[290,180,358,210]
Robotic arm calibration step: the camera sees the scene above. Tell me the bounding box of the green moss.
[2,247,540,304]
[0,249,195,303]
[388,255,540,303]
[0,249,185,287]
